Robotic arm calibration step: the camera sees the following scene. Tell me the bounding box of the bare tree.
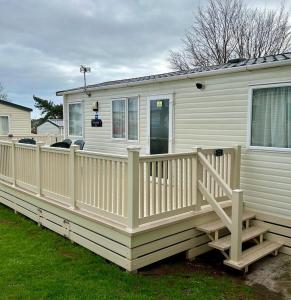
[170,0,291,70]
[0,83,8,101]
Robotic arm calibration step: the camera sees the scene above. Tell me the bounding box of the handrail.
[198,152,233,199]
[139,152,195,162]
[76,149,127,161]
[198,180,232,231]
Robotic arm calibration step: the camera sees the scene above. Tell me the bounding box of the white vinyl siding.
[64,64,291,218]
[0,103,31,135]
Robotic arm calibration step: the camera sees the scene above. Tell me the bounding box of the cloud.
[0,0,285,118]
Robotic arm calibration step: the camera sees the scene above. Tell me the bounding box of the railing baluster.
[194,147,203,211]
[168,160,172,211]
[151,161,156,215]
[157,161,162,214]
[145,161,150,217]
[162,160,167,212]
[139,161,144,218]
[36,142,44,196]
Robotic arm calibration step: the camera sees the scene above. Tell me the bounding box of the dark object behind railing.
[62,139,72,146]
[51,142,71,148]
[74,139,85,150]
[18,138,36,145]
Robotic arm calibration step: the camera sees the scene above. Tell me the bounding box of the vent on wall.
[227,58,246,64]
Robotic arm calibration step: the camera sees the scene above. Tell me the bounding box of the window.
[112,100,126,139]
[0,116,9,135]
[128,97,138,140]
[68,103,83,137]
[112,97,138,140]
[250,86,291,149]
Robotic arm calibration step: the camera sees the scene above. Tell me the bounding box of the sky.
[0,0,285,118]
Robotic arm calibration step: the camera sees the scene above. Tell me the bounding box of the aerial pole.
[80,65,91,97]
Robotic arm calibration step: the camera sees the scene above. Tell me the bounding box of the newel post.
[36,142,45,196]
[127,146,140,230]
[193,147,203,211]
[69,145,79,209]
[233,145,241,189]
[230,189,243,262]
[11,139,17,186]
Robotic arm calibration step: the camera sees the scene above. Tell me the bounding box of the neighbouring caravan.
[0,99,32,135]
[37,119,64,135]
[56,53,291,257]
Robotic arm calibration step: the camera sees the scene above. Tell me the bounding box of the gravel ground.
[246,253,291,300]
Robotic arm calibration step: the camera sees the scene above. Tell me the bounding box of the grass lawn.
[0,203,258,300]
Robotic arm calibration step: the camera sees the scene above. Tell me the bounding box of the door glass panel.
[150,99,169,154]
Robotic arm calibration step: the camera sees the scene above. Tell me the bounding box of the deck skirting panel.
[0,182,222,271]
[251,211,291,256]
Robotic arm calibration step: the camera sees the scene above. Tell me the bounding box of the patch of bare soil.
[0,219,16,225]
[58,249,78,259]
[138,251,284,299]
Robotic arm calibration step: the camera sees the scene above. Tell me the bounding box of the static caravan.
[0,100,32,135]
[0,53,291,273]
[37,119,64,135]
[57,53,291,258]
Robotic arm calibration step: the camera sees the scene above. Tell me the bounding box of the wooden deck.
[1,140,283,272]
[0,140,242,271]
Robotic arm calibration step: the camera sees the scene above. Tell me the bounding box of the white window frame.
[247,82,291,153]
[111,96,139,142]
[67,101,84,139]
[0,115,10,135]
[147,94,174,154]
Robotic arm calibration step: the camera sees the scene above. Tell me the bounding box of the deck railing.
[197,146,243,261]
[0,140,241,232]
[138,152,197,225]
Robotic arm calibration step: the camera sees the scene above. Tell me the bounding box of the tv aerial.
[80,65,91,97]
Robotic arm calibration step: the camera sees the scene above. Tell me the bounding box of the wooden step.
[224,240,282,270]
[208,226,267,251]
[196,211,256,234]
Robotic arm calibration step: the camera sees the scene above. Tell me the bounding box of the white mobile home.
[57,53,291,218]
[0,100,32,135]
[37,119,64,135]
[0,53,290,273]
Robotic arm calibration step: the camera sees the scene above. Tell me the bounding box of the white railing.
[0,140,241,236]
[75,150,128,223]
[0,141,12,183]
[0,134,62,145]
[0,140,128,226]
[197,146,243,262]
[138,152,197,225]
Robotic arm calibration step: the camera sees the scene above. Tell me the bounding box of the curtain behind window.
[0,116,9,135]
[112,100,125,138]
[252,86,291,148]
[69,103,82,136]
[128,97,138,140]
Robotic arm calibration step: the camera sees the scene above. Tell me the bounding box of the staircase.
[195,147,282,273]
[196,210,282,273]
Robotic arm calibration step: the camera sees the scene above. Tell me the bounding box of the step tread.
[224,240,282,270]
[208,226,267,251]
[196,211,256,233]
